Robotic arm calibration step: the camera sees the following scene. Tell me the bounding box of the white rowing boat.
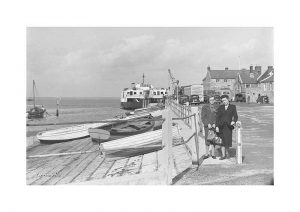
[37,122,108,143]
[99,126,182,157]
[36,109,163,143]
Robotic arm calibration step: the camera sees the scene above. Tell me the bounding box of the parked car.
[214,95,222,104]
[256,95,269,104]
[179,95,189,105]
[235,93,246,102]
[189,95,201,105]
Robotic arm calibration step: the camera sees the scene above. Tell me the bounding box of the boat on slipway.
[88,117,155,143]
[99,126,183,158]
[36,109,163,144]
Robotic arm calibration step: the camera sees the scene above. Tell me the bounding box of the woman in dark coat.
[216,95,238,160]
[201,96,218,159]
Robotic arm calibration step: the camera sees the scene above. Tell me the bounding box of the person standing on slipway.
[216,95,238,160]
[201,96,218,159]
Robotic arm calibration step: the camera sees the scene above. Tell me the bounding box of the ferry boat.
[120,74,168,110]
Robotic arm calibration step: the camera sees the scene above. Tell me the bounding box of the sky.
[27,27,273,97]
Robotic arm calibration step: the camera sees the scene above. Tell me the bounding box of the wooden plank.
[161,109,173,184]
[176,159,192,173]
[105,158,129,178]
[140,151,157,166]
[172,145,189,155]
[55,152,99,184]
[42,144,97,185]
[71,155,105,183]
[26,138,92,170]
[29,155,75,185]
[89,159,115,180]
[122,155,143,176]
[28,142,96,185]
[73,171,166,185]
[26,141,93,175]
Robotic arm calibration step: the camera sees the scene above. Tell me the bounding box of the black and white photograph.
[26,27,274,185]
[2,1,300,212]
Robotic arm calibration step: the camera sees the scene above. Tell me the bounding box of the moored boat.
[36,109,163,144]
[120,74,168,110]
[37,123,108,144]
[88,118,155,142]
[27,80,46,119]
[99,126,183,158]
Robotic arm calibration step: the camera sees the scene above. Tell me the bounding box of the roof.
[238,72,259,84]
[209,70,249,79]
[258,68,274,83]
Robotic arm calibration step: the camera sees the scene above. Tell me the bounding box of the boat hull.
[121,101,143,110]
[90,119,155,143]
[100,127,183,158]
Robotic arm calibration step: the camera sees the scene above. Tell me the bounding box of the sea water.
[26,97,127,137]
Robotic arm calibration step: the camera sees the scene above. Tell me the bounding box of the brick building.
[257,66,274,103]
[202,65,274,103]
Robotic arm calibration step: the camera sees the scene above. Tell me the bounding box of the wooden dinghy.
[99,126,183,158]
[36,110,163,144]
[37,123,108,143]
[88,118,155,142]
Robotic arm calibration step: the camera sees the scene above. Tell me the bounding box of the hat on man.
[221,94,229,99]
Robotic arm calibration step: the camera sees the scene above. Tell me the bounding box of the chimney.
[250,66,253,73]
[207,66,211,71]
[267,66,273,71]
[225,67,229,71]
[255,66,262,76]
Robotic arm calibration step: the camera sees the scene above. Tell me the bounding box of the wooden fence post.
[191,107,200,165]
[162,108,173,184]
[236,121,242,164]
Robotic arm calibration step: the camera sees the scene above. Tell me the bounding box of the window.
[153,92,156,95]
[140,92,142,94]
[216,79,219,82]
[134,92,136,95]
[161,92,164,95]
[224,79,227,82]
[245,84,250,88]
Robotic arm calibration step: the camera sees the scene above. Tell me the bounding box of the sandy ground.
[174,103,274,185]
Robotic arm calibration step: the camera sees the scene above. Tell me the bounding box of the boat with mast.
[27,80,46,119]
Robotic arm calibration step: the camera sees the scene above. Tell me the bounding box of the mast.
[142,73,145,85]
[33,80,36,107]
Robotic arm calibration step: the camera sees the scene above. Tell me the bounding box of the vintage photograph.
[26,27,274,185]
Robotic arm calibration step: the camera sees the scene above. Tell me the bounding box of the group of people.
[201,95,238,160]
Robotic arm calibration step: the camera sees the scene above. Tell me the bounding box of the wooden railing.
[168,98,243,165]
[168,99,193,128]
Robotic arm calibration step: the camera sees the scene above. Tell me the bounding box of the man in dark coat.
[216,95,238,160]
[201,96,219,159]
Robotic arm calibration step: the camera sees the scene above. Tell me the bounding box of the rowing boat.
[88,118,155,142]
[99,126,183,157]
[36,110,163,144]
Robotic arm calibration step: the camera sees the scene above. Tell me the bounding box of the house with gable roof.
[203,65,274,103]
[257,66,274,102]
[202,66,262,100]
[235,66,274,103]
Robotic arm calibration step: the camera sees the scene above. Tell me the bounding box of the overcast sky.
[27,27,273,97]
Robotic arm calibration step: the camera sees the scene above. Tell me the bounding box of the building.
[203,65,274,103]
[203,66,261,100]
[257,66,274,103]
[235,66,262,103]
